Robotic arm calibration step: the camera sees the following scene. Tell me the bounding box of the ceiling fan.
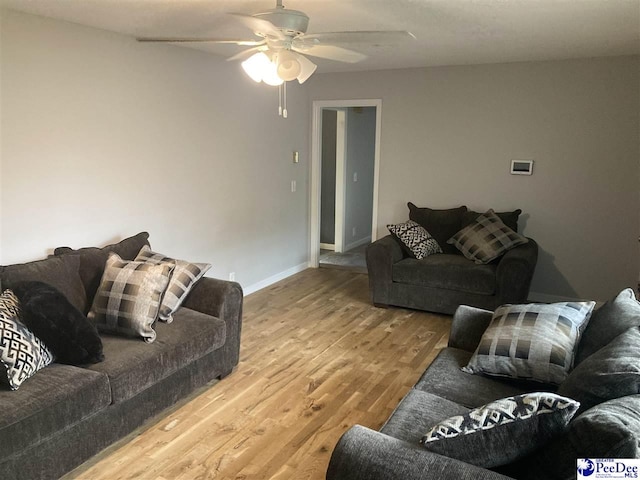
[137,0,415,116]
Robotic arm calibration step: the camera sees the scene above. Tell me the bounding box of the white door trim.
[309,99,382,268]
[334,110,347,253]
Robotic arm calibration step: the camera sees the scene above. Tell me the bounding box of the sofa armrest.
[182,277,243,373]
[448,305,494,352]
[327,425,514,480]
[366,236,405,306]
[495,238,538,304]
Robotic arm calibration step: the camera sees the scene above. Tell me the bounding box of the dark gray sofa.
[327,299,640,480]
[0,233,243,480]
[367,205,538,314]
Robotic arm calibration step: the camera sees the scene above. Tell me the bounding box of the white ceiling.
[1,0,639,73]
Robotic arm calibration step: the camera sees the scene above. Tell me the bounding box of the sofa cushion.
[54,232,150,310]
[448,210,528,265]
[462,301,595,385]
[462,209,522,233]
[559,327,640,414]
[0,290,54,391]
[10,281,103,365]
[87,307,226,403]
[407,203,467,255]
[0,363,110,460]
[0,254,86,313]
[576,288,640,364]
[505,395,640,480]
[381,389,469,442]
[134,246,211,323]
[392,255,496,295]
[421,392,579,468]
[88,253,174,343]
[414,348,546,408]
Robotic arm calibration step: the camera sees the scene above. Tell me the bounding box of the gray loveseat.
[0,232,243,480]
[367,204,538,314]
[327,292,640,479]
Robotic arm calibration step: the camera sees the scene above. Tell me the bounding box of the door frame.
[309,99,382,267]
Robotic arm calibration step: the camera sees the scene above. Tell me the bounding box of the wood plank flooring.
[67,268,452,480]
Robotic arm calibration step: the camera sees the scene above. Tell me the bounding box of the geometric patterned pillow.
[463,301,596,384]
[387,220,442,259]
[87,253,174,343]
[420,392,580,468]
[134,246,211,323]
[447,209,528,264]
[0,289,54,390]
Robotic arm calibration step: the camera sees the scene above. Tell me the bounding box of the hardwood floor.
[67,268,452,480]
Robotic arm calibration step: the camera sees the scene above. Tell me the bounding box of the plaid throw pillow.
[447,209,528,264]
[135,246,211,323]
[421,392,579,468]
[463,301,595,384]
[88,253,174,343]
[388,220,442,259]
[0,290,54,390]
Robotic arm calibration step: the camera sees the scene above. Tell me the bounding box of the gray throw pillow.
[421,392,580,468]
[448,209,528,264]
[576,288,640,364]
[506,395,640,480]
[134,246,211,323]
[559,326,640,414]
[463,301,595,384]
[387,220,442,259]
[462,209,522,233]
[88,253,174,343]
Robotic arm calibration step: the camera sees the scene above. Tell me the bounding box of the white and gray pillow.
[421,392,580,468]
[387,220,442,259]
[134,246,211,323]
[88,253,174,343]
[463,301,595,384]
[0,289,54,390]
[447,209,528,264]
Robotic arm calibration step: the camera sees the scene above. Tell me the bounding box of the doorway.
[310,99,382,269]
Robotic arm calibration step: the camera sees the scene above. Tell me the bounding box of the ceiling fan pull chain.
[278,83,283,116]
[283,81,288,118]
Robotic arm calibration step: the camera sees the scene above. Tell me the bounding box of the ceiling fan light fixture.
[295,54,317,84]
[276,50,302,82]
[262,59,284,86]
[241,52,270,83]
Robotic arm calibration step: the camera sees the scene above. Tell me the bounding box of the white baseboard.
[320,243,335,251]
[345,235,371,252]
[528,291,592,303]
[243,262,309,296]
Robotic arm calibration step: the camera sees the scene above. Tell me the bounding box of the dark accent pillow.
[387,220,442,259]
[407,203,467,255]
[420,392,579,468]
[503,395,640,480]
[462,209,522,233]
[559,326,640,414]
[463,301,595,384]
[10,281,103,365]
[0,289,54,390]
[576,288,640,364]
[0,255,86,314]
[53,232,150,311]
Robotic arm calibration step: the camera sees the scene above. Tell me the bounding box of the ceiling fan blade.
[299,30,415,47]
[292,44,366,63]
[226,46,268,62]
[136,37,266,46]
[227,13,286,40]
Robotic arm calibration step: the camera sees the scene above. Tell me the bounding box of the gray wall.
[344,106,375,249]
[309,56,640,301]
[320,109,337,245]
[0,9,310,292]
